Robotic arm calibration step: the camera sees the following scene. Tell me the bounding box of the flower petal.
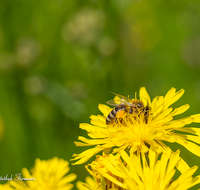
[98,104,111,117]
[164,88,185,109]
[139,87,151,106]
[71,147,105,165]
[176,138,200,157]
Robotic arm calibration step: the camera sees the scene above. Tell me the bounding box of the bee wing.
[110,92,131,102]
[106,99,118,106]
[106,92,132,106]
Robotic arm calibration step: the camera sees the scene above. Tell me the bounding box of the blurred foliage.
[0,0,200,189]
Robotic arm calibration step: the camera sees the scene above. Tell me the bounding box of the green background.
[0,0,200,189]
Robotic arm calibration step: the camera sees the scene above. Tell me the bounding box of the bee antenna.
[109,92,122,96]
[109,91,116,95]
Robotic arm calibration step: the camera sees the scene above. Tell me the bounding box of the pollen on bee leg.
[116,110,126,118]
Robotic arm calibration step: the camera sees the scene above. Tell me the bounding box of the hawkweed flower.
[9,157,77,190]
[72,87,200,172]
[76,176,97,190]
[85,148,200,190]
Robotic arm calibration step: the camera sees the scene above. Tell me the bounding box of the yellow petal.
[187,135,200,145]
[171,104,190,116]
[164,88,185,109]
[162,169,176,189]
[79,123,101,132]
[76,136,105,146]
[103,160,124,179]
[166,150,180,175]
[191,114,200,123]
[98,104,111,117]
[174,127,197,134]
[71,147,104,165]
[90,115,107,128]
[60,173,77,184]
[159,148,171,177]
[139,87,151,106]
[152,96,164,117]
[162,107,173,117]
[79,124,107,138]
[99,170,127,189]
[176,157,190,173]
[190,175,200,187]
[168,116,195,129]
[177,165,198,181]
[191,127,200,135]
[176,138,200,157]
[149,147,157,169]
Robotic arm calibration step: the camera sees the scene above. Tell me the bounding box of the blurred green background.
[0,0,200,189]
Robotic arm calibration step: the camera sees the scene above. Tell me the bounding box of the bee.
[106,93,150,125]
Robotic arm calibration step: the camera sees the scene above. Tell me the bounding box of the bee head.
[132,100,144,108]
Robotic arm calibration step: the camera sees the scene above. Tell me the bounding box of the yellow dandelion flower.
[72,87,200,171]
[85,148,200,190]
[76,176,97,190]
[9,157,77,190]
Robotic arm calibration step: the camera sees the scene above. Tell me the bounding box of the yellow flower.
[85,148,200,190]
[85,153,125,190]
[9,157,77,190]
[72,87,200,171]
[119,148,200,190]
[76,176,97,190]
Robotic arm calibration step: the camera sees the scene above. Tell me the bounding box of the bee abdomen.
[106,105,126,125]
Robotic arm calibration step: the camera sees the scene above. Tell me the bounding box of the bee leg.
[129,107,133,114]
[144,106,150,124]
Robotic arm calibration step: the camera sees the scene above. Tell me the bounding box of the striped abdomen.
[106,104,127,125]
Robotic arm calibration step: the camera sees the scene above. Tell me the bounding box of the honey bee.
[106,93,150,125]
